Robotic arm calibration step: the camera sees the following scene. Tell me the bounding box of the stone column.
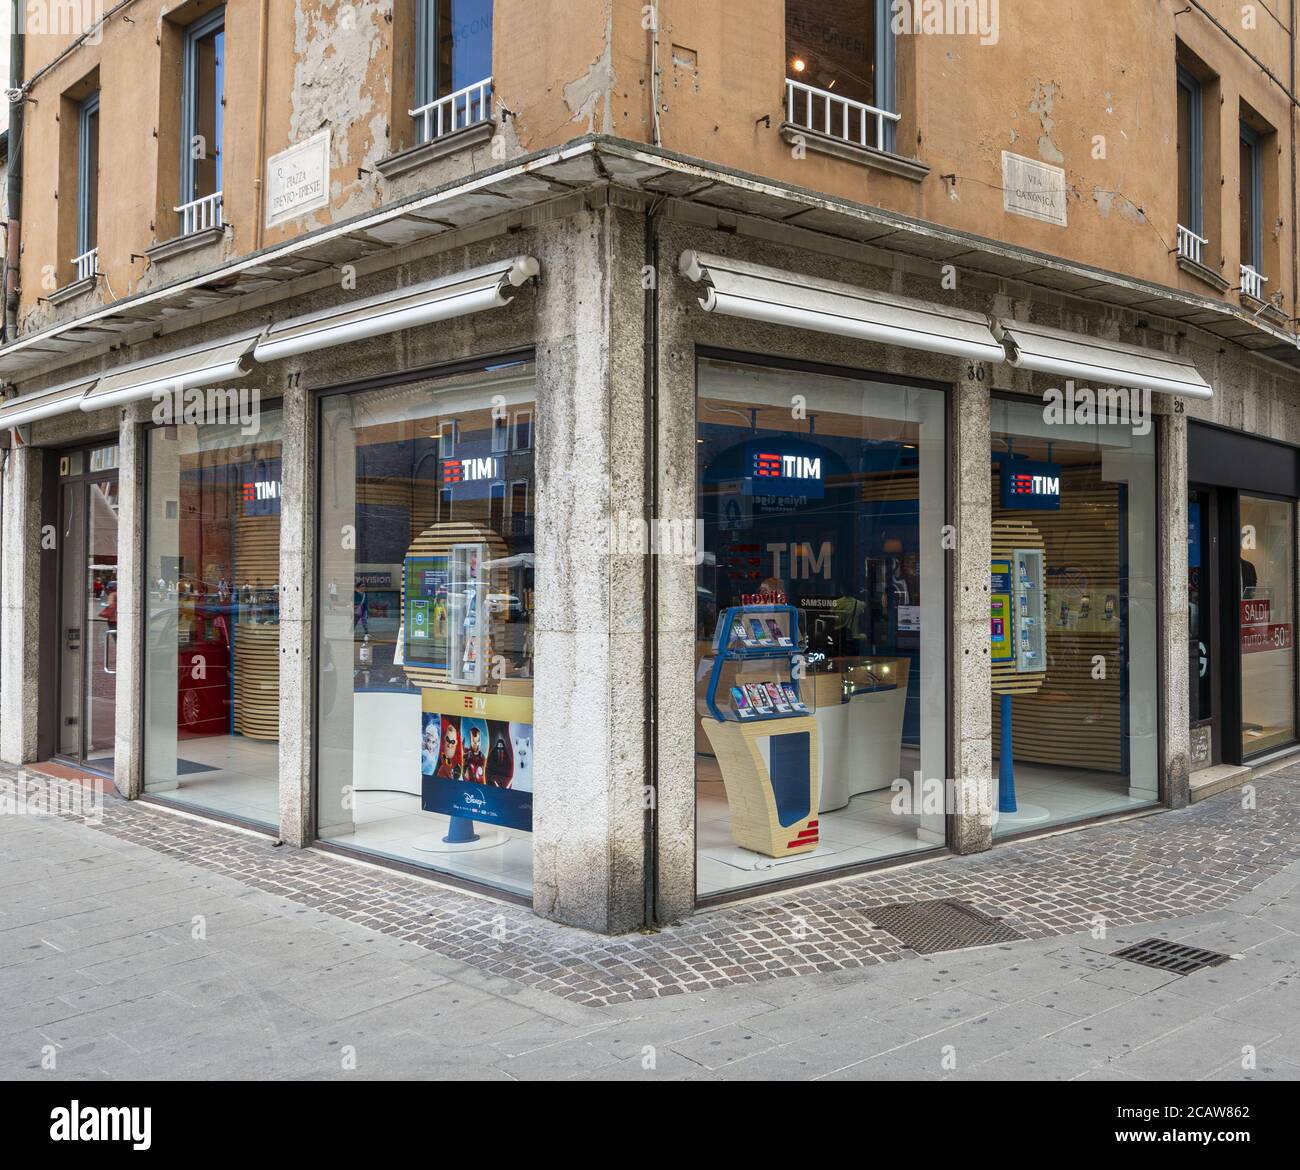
[278,382,315,846]
[1158,408,1191,807]
[950,374,995,853]
[113,404,148,798]
[0,442,44,765]
[531,205,650,934]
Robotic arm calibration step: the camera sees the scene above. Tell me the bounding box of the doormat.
[862,898,1025,954]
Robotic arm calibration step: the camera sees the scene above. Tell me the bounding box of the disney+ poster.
[420,710,533,832]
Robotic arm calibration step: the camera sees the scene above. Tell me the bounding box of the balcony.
[1240,264,1268,301]
[177,191,224,237]
[72,247,99,283]
[780,78,924,181]
[1176,224,1207,266]
[46,246,100,305]
[411,77,493,146]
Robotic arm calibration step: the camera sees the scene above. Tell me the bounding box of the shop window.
[143,409,284,829]
[990,398,1159,836]
[694,357,947,899]
[1238,495,1296,757]
[785,0,896,151]
[316,360,536,897]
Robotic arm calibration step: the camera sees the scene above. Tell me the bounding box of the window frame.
[1240,122,1264,273]
[1176,64,1203,237]
[179,6,227,207]
[76,90,100,258]
[875,0,897,151]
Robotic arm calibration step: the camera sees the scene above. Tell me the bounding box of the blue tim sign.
[745,448,825,499]
[1000,459,1061,511]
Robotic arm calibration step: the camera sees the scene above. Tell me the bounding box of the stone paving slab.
[2,763,1298,1008]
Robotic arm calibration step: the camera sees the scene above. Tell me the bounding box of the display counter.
[810,657,909,812]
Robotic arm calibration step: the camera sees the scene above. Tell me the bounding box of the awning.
[81,334,260,413]
[253,255,540,363]
[995,318,1213,399]
[678,250,1005,363]
[0,374,98,428]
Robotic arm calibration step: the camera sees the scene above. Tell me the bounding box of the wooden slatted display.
[991,465,1123,771]
[990,518,1048,696]
[232,513,280,741]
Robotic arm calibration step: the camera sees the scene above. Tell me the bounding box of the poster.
[402,555,449,668]
[990,559,1013,663]
[420,688,533,832]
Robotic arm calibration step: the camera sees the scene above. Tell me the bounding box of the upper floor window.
[413,0,493,144]
[75,91,100,280]
[179,7,225,235]
[1239,122,1264,293]
[1175,65,1203,260]
[785,0,897,152]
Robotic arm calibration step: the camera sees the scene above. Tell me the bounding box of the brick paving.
[7,763,1300,1008]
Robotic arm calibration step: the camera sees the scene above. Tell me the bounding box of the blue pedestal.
[998,692,1017,813]
[443,816,479,844]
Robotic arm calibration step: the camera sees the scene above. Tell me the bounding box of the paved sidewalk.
[0,766,1298,1079]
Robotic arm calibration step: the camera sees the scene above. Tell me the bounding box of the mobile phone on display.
[731,686,754,717]
[749,619,771,644]
[766,682,791,712]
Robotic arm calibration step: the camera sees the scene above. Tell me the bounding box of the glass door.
[56,457,120,769]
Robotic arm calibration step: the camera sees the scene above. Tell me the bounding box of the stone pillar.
[1158,408,1191,807]
[950,376,995,853]
[113,404,148,798]
[531,205,650,934]
[0,442,44,765]
[278,382,315,846]
[653,219,700,925]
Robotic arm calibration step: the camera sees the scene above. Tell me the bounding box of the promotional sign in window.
[403,556,449,668]
[999,458,1061,511]
[420,688,533,832]
[990,559,1014,663]
[1241,597,1294,654]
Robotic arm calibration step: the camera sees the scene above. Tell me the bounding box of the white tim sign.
[1001,151,1067,227]
[265,131,331,228]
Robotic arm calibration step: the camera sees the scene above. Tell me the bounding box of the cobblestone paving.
[12,764,1300,1008]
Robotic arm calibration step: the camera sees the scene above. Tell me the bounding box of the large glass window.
[991,398,1159,835]
[316,361,535,897]
[1238,494,1296,757]
[695,358,947,898]
[144,411,283,828]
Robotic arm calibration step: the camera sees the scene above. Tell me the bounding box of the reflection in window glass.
[1239,495,1296,756]
[316,362,535,897]
[144,412,283,827]
[694,358,947,897]
[990,399,1159,835]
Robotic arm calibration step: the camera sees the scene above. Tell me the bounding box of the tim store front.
[0,238,1262,929]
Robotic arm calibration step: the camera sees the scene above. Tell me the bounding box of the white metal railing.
[410,77,493,145]
[1241,264,1268,299]
[71,246,99,282]
[1176,224,1208,266]
[175,190,223,237]
[785,77,900,153]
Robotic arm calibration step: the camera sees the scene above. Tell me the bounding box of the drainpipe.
[4,0,24,342]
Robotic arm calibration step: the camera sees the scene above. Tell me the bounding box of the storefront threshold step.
[1189,765,1251,802]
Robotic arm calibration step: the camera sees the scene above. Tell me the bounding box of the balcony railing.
[410,77,493,145]
[1176,224,1208,267]
[784,77,900,153]
[176,191,224,237]
[1241,264,1268,300]
[71,246,99,283]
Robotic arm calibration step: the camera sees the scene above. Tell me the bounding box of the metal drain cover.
[1112,938,1232,976]
[863,899,1024,954]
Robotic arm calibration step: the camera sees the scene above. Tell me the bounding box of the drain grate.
[1112,938,1232,976]
[862,898,1024,954]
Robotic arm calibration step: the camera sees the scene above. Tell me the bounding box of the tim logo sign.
[443,457,498,486]
[1000,460,1060,511]
[747,449,824,499]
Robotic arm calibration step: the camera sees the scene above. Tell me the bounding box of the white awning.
[995,318,1213,399]
[678,250,1005,363]
[81,334,260,413]
[253,255,540,364]
[0,374,98,428]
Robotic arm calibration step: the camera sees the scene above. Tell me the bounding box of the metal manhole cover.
[863,899,1024,954]
[1112,938,1232,976]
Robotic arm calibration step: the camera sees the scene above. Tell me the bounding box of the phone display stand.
[701,606,821,857]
